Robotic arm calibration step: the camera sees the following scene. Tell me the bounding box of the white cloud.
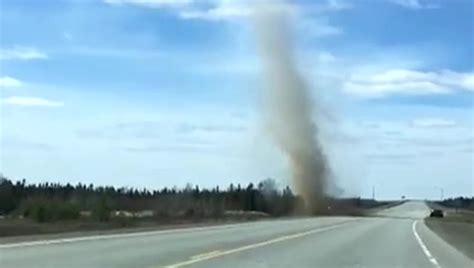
[317,52,337,63]
[0,76,23,88]
[179,4,251,21]
[314,0,352,12]
[3,96,63,107]
[106,0,349,23]
[177,1,296,21]
[104,0,254,19]
[103,0,347,42]
[298,18,343,37]
[389,0,440,9]
[0,47,48,60]
[365,152,417,161]
[2,137,57,151]
[104,0,192,8]
[351,118,471,150]
[412,118,457,128]
[343,69,474,98]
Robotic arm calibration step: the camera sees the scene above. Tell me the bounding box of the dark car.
[430,209,444,218]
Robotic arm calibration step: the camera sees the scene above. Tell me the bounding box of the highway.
[1,201,472,268]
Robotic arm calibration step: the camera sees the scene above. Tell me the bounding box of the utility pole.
[435,186,444,201]
[372,185,375,200]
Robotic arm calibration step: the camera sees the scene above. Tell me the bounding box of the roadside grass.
[0,199,398,238]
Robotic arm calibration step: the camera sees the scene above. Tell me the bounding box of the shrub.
[21,198,80,222]
[114,215,135,227]
[92,196,111,222]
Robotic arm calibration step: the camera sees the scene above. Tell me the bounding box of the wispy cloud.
[392,136,472,148]
[343,69,474,98]
[317,52,337,63]
[389,0,440,9]
[175,122,246,133]
[367,132,472,149]
[104,0,192,8]
[104,0,266,21]
[365,152,417,160]
[0,76,23,88]
[411,118,457,128]
[354,119,472,152]
[297,17,343,38]
[3,96,63,107]
[324,0,352,11]
[103,0,346,43]
[357,121,381,129]
[0,47,47,60]
[77,120,247,140]
[59,46,165,59]
[177,1,300,21]
[104,0,350,23]
[77,121,164,140]
[124,144,213,153]
[179,4,252,21]
[2,136,58,151]
[178,1,351,22]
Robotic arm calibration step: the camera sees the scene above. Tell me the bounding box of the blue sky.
[1,0,472,199]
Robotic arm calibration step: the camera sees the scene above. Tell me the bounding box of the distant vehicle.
[430,209,444,218]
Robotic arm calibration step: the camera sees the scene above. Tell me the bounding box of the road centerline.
[160,221,354,268]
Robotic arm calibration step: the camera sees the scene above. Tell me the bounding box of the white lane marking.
[412,220,441,268]
[0,218,345,249]
[0,221,264,249]
[162,221,352,268]
[190,250,222,260]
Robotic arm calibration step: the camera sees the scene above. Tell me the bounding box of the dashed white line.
[412,220,441,268]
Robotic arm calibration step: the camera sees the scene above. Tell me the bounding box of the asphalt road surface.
[1,201,472,268]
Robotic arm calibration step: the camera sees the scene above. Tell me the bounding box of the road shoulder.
[0,219,252,245]
[424,218,474,260]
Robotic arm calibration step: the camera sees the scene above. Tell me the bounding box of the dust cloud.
[254,4,330,212]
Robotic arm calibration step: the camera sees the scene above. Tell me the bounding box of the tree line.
[438,197,474,211]
[0,176,301,222]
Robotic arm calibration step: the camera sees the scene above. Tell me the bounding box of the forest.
[3,176,465,226]
[0,176,300,223]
